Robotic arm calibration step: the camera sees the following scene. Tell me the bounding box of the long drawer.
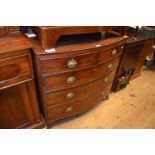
[0,53,33,90]
[45,69,117,107]
[43,56,121,92]
[46,83,112,121]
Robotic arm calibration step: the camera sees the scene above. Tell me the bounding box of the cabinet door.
[0,83,36,129]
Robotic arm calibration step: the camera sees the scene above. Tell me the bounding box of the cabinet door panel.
[0,83,35,129]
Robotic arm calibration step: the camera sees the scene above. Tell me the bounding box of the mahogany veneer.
[0,35,45,129]
[31,29,125,128]
[32,26,126,49]
[0,26,20,37]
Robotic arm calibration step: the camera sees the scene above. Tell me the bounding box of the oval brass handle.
[108,63,113,69]
[67,76,76,84]
[66,92,75,99]
[67,59,77,68]
[66,107,73,112]
[112,49,117,56]
[101,91,104,96]
[104,77,109,83]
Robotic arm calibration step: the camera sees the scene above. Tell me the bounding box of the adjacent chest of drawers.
[32,34,125,128]
[0,35,45,128]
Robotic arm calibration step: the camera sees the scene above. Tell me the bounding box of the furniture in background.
[137,27,155,71]
[31,26,126,50]
[0,27,45,128]
[31,27,125,128]
[128,26,155,79]
[112,35,145,91]
[112,26,155,92]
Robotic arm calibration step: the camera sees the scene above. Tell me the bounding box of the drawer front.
[43,56,121,92]
[46,83,112,121]
[40,52,97,75]
[98,45,123,64]
[0,54,33,89]
[45,69,117,107]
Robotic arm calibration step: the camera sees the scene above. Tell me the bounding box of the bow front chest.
[32,31,125,128]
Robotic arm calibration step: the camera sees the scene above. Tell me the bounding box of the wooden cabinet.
[31,27,125,128]
[112,27,155,92]
[112,36,145,92]
[0,35,45,129]
[0,82,41,129]
[133,37,155,76]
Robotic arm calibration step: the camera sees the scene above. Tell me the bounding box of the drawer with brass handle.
[47,100,81,121]
[98,45,122,64]
[43,56,120,92]
[40,51,97,75]
[45,69,117,107]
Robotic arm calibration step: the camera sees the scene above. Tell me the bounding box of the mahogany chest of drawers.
[0,35,45,128]
[32,31,125,128]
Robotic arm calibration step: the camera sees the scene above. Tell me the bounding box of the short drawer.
[45,69,117,107]
[98,45,123,64]
[40,52,97,75]
[0,54,33,89]
[43,56,121,92]
[46,83,112,121]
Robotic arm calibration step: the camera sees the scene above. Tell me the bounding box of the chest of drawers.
[0,35,45,128]
[32,32,125,128]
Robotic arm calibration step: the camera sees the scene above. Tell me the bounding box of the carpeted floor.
[52,69,155,129]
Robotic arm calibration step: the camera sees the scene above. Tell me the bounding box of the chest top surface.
[0,35,32,54]
[31,32,125,55]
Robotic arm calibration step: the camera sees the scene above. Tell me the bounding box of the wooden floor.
[52,69,155,129]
